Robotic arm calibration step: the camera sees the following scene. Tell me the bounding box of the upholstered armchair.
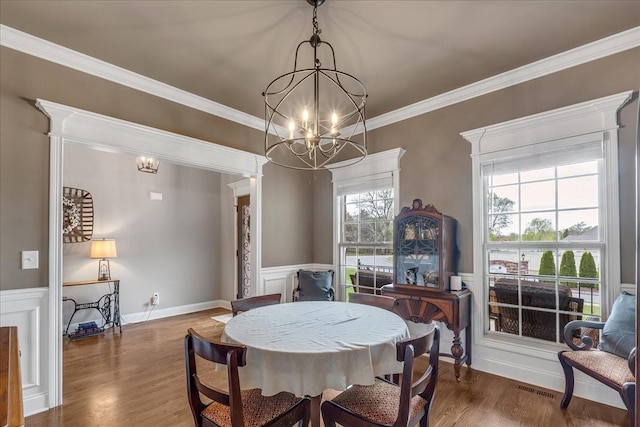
[558,292,636,426]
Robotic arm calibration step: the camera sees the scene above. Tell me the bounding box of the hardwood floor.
[25,308,629,426]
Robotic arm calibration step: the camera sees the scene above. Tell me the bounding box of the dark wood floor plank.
[25,308,628,426]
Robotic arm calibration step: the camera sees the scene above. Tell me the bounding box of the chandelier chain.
[312,5,320,36]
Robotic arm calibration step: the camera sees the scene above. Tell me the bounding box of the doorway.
[39,99,266,408]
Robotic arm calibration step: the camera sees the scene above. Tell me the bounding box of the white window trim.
[327,148,405,300]
[461,91,632,356]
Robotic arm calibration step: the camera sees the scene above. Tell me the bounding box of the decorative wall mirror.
[62,186,94,243]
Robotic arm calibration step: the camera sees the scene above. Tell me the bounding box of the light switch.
[21,250,39,269]
[150,192,163,201]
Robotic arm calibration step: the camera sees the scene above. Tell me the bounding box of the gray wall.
[0,46,313,290]
[62,145,223,322]
[261,163,315,267]
[0,45,638,291]
[365,48,639,280]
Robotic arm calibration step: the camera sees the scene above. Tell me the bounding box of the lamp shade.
[90,239,117,259]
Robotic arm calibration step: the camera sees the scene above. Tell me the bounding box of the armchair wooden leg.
[620,382,635,427]
[558,353,575,409]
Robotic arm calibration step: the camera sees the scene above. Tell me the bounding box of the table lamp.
[90,238,117,281]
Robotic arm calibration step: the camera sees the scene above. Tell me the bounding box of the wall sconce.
[136,156,159,174]
[90,239,118,281]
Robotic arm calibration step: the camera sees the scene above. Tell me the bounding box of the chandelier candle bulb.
[288,121,295,140]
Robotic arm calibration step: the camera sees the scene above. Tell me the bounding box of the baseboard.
[23,392,49,417]
[65,299,231,331]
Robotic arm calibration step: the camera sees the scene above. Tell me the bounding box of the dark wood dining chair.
[321,326,440,427]
[349,293,396,312]
[230,293,282,316]
[185,328,311,427]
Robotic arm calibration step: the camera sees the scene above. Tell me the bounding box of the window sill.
[478,330,567,361]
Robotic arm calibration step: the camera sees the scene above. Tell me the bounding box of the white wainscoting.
[463,273,631,410]
[0,287,50,416]
[260,264,333,302]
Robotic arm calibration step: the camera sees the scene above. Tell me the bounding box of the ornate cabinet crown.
[393,201,457,292]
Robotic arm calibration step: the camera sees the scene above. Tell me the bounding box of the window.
[462,91,631,347]
[327,148,405,301]
[339,189,394,297]
[485,157,602,343]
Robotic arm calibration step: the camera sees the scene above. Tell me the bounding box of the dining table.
[221,300,411,427]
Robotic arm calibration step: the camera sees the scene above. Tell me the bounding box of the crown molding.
[2,24,639,134]
[0,24,264,132]
[348,26,640,134]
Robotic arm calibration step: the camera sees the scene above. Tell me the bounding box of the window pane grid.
[338,189,394,299]
[485,159,602,344]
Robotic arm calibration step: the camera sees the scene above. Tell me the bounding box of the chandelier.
[136,156,159,174]
[263,0,367,170]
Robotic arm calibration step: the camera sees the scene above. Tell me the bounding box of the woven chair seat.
[560,350,635,386]
[185,328,310,427]
[202,389,304,427]
[322,326,440,427]
[330,379,427,425]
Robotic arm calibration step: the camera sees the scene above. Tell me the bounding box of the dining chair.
[230,293,282,316]
[184,328,311,427]
[321,326,440,427]
[389,297,437,385]
[349,293,396,312]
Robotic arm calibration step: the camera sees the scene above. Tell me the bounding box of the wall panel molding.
[261,264,333,302]
[0,288,49,416]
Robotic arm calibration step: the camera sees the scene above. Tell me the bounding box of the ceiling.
[1,1,639,121]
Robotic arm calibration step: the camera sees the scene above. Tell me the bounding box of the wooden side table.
[63,279,122,337]
[381,284,472,380]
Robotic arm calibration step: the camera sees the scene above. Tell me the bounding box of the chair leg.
[558,353,575,409]
[323,418,337,427]
[620,382,635,427]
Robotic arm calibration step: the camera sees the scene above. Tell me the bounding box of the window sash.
[338,190,394,298]
[481,139,603,176]
[482,153,605,343]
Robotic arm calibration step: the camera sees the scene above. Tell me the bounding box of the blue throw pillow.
[598,291,636,359]
[297,269,334,301]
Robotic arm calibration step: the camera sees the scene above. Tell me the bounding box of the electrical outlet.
[152,292,159,305]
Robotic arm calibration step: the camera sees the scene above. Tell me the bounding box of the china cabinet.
[382,201,471,380]
[393,201,457,291]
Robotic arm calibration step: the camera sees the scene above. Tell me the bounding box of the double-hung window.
[328,148,405,300]
[484,153,603,343]
[462,92,631,346]
[340,189,394,297]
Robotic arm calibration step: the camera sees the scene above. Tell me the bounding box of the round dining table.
[222,300,411,427]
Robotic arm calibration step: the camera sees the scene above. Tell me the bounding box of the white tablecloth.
[222,301,410,397]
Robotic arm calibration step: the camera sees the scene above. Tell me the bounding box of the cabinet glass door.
[396,216,440,288]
